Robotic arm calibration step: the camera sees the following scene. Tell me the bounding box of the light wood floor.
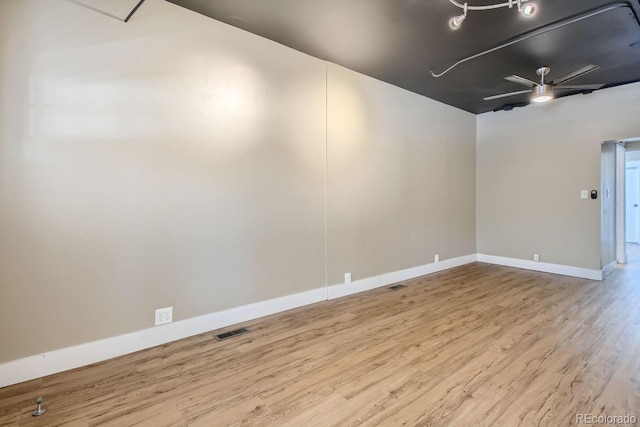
[2,250,640,427]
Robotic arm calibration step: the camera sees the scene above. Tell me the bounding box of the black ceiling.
[166,0,640,114]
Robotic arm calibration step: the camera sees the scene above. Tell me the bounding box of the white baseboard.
[0,255,478,388]
[603,260,617,278]
[327,254,478,299]
[0,287,327,388]
[2,251,600,388]
[477,254,604,281]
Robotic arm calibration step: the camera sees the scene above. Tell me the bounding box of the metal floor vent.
[215,327,250,341]
[389,284,408,291]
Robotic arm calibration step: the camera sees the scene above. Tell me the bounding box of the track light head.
[521,3,537,16]
[449,2,467,30]
[449,13,466,29]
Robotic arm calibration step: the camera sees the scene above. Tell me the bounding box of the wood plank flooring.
[2,249,640,426]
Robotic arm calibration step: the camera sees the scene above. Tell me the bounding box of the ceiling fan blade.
[553,65,600,86]
[555,84,605,91]
[505,75,537,87]
[483,90,532,101]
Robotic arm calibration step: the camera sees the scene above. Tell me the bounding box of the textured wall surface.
[0,0,477,363]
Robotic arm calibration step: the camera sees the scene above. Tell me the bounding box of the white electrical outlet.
[434,254,440,263]
[344,273,352,284]
[534,254,540,262]
[580,190,588,199]
[155,307,173,326]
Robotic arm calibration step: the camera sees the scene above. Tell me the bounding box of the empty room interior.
[1,0,640,425]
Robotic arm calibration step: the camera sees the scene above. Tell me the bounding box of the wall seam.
[324,61,329,300]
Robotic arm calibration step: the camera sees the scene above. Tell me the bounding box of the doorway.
[602,139,640,273]
[626,148,640,265]
[626,166,640,244]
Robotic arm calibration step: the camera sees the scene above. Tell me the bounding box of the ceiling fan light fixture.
[484,65,604,108]
[531,84,554,103]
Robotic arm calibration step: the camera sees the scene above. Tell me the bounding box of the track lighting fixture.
[521,3,537,16]
[447,0,538,30]
[449,2,467,29]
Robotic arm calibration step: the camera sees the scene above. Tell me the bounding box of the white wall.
[326,64,476,285]
[0,0,328,363]
[0,0,477,365]
[477,82,640,270]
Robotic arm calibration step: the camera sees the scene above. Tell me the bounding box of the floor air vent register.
[215,327,250,341]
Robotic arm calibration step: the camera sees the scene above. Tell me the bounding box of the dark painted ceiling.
[167,0,640,114]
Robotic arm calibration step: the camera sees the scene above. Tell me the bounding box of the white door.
[626,167,640,243]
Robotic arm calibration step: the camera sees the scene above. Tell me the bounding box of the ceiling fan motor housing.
[532,83,554,103]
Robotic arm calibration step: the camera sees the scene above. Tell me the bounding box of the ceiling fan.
[483,65,605,104]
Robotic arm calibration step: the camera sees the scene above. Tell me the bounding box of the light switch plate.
[580,190,589,199]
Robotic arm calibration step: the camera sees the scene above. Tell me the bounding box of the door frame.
[616,144,627,263]
[603,137,640,270]
[626,164,640,244]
